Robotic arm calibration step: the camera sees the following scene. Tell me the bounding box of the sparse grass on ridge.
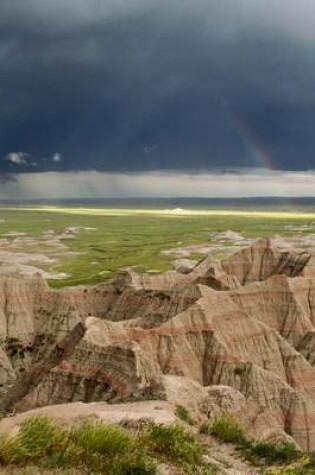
[0,416,216,474]
[0,413,311,474]
[201,414,299,468]
[247,439,298,464]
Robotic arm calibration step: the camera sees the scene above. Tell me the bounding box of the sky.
[1,0,315,198]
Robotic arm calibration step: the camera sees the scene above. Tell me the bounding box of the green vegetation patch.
[141,423,203,465]
[265,465,315,475]
[0,206,314,288]
[0,416,216,475]
[175,404,195,425]
[247,439,298,464]
[201,414,299,468]
[200,414,247,445]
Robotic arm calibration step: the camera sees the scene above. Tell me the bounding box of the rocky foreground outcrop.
[1,238,315,452]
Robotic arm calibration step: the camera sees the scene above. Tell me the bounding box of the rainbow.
[221,108,296,203]
[226,109,276,171]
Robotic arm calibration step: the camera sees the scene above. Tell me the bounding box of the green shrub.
[203,414,247,445]
[142,423,204,465]
[175,405,195,425]
[110,449,157,475]
[305,452,315,468]
[248,439,298,464]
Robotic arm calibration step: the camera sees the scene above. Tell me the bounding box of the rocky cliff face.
[1,238,315,451]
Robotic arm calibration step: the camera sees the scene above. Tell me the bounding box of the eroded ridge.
[1,238,315,451]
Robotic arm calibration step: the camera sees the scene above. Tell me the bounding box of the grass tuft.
[175,404,195,425]
[200,414,247,445]
[142,423,204,466]
[19,416,56,458]
[71,419,134,457]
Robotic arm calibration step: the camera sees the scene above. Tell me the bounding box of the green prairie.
[0,206,314,288]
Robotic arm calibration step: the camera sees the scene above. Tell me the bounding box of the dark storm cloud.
[1,0,315,175]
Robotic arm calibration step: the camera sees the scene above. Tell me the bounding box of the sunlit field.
[10,206,315,219]
[0,206,314,288]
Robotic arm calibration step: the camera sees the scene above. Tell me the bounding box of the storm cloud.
[1,0,315,178]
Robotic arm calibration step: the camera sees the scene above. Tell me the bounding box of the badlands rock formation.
[1,238,315,452]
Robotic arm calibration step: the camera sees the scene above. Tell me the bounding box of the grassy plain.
[0,206,314,288]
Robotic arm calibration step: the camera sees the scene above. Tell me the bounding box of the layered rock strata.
[1,238,315,451]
